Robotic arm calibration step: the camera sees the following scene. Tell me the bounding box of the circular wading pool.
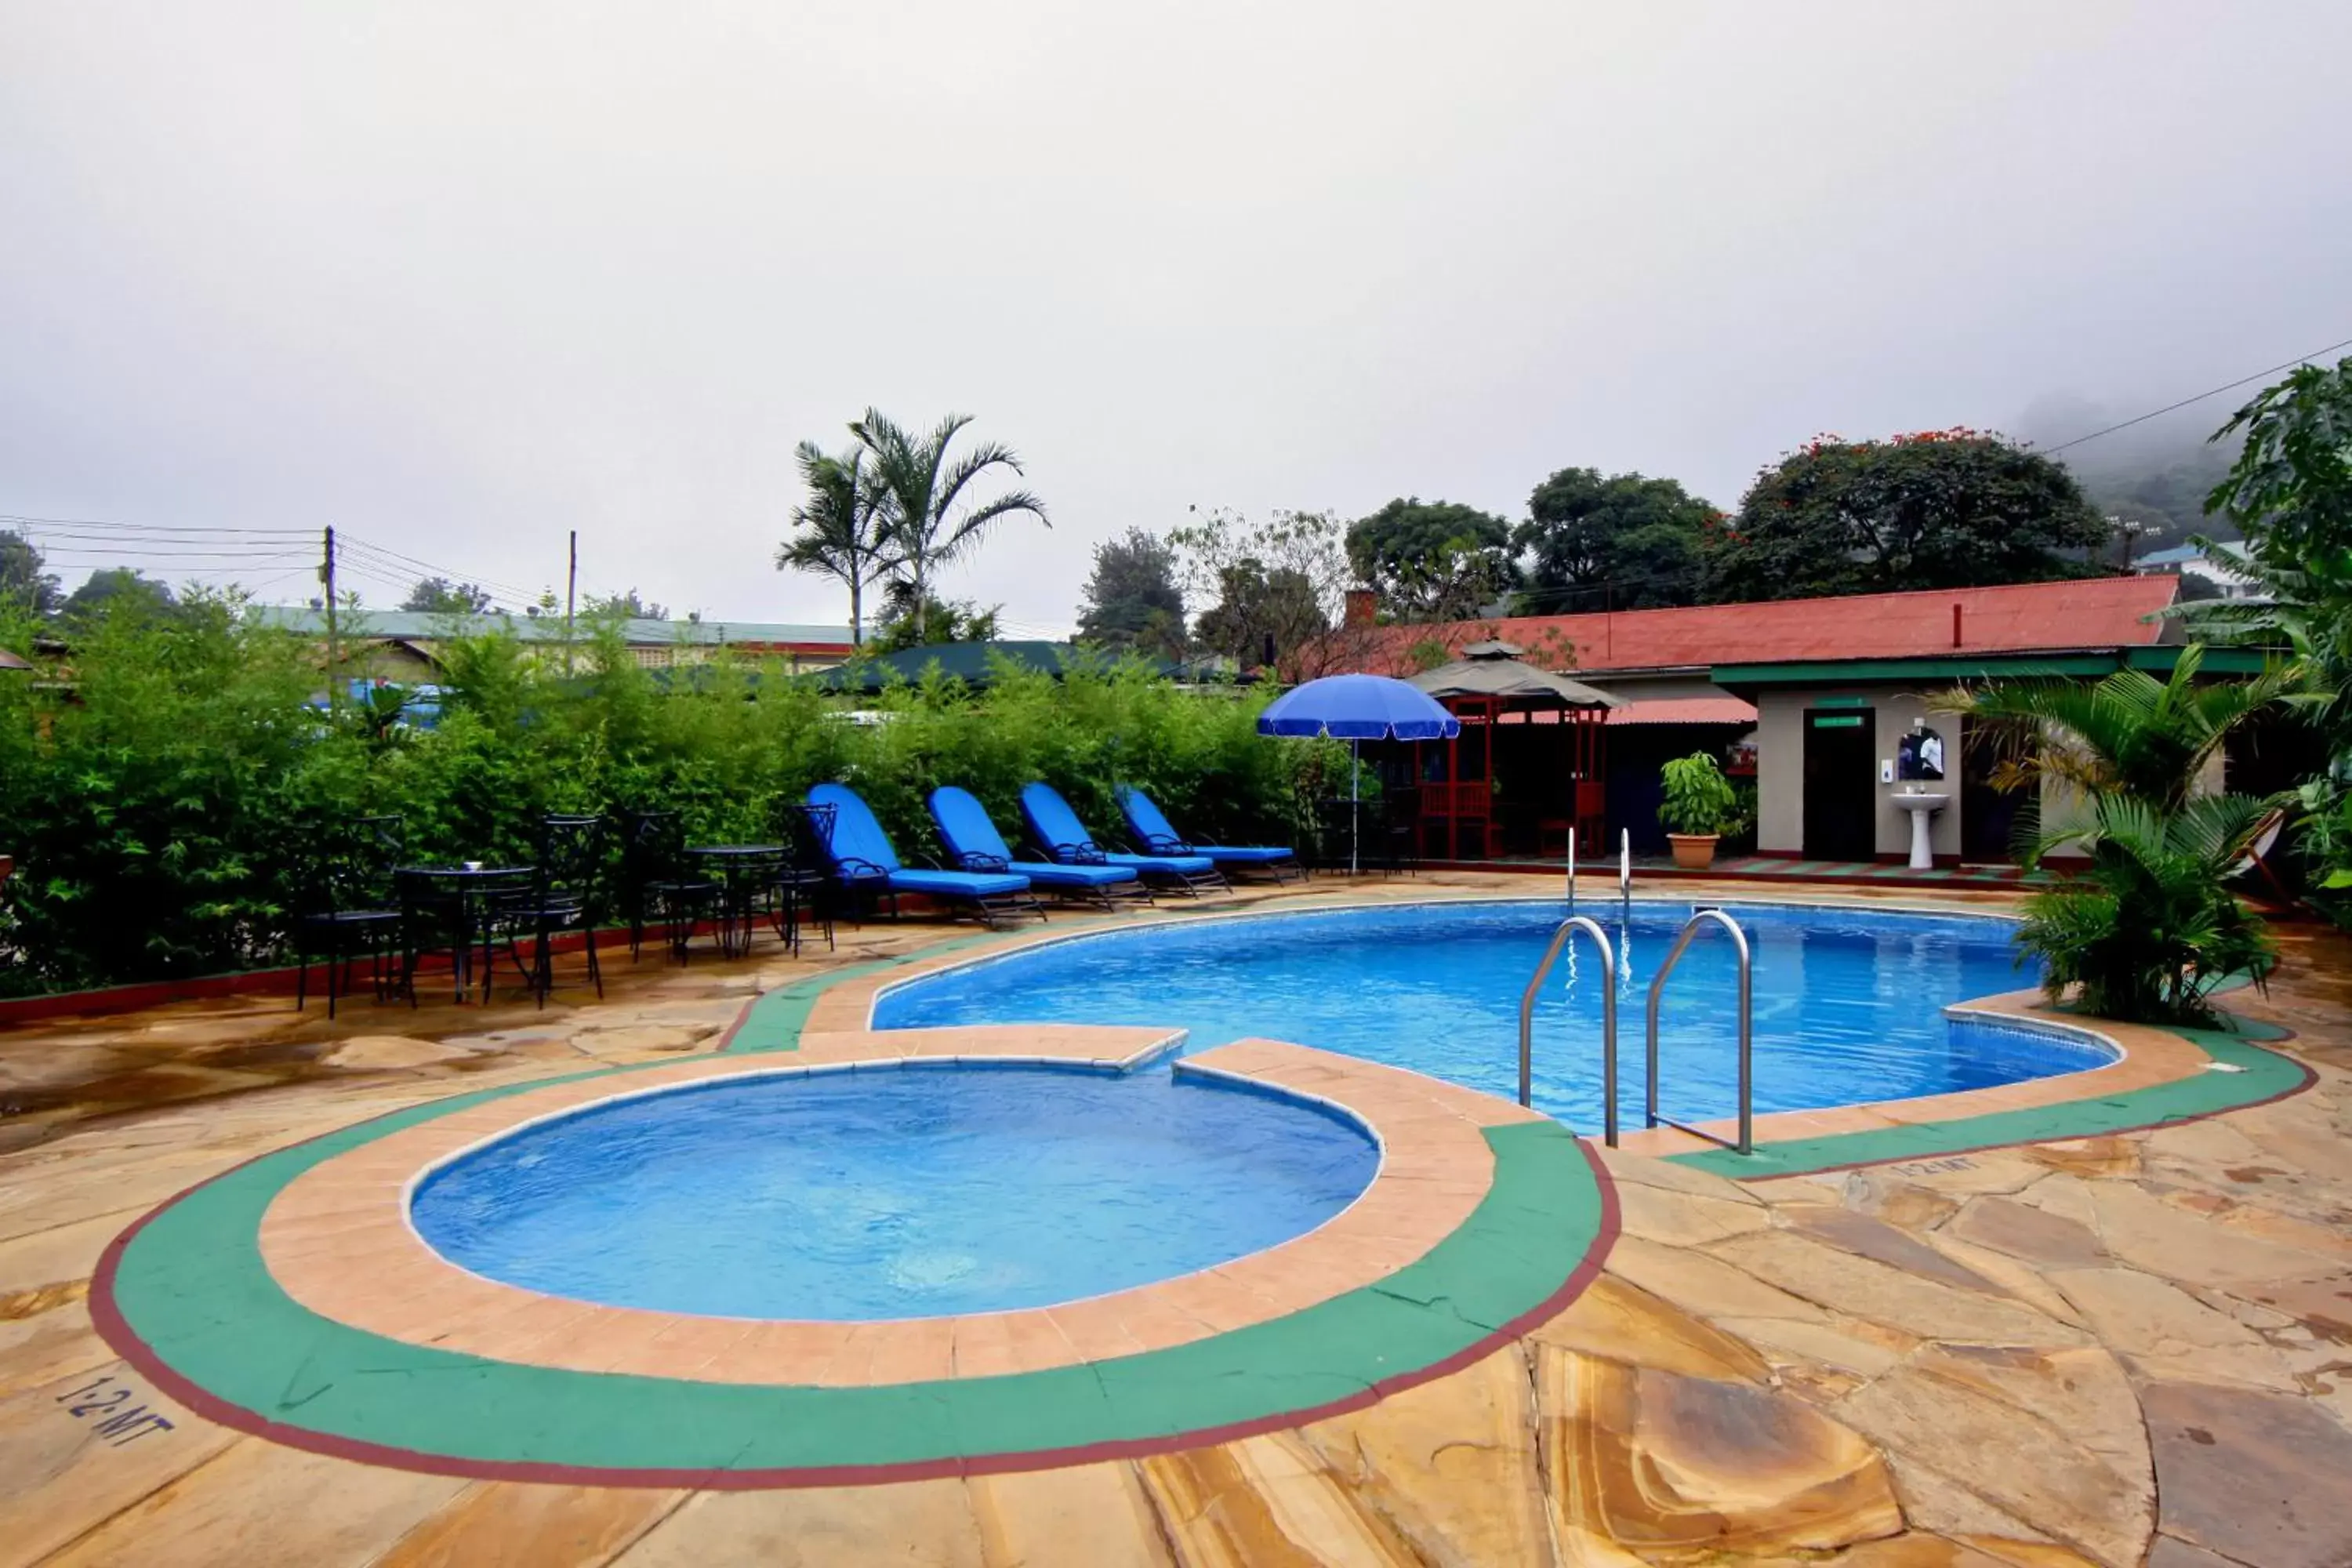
[411,1062,1380,1319]
[96,1045,1615,1486]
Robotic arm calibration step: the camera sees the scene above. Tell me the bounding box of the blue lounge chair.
[1117,785,1301,884]
[929,787,1145,910]
[806,783,1043,927]
[1018,782,1228,897]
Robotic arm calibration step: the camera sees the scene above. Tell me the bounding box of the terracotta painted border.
[92,1112,1614,1486]
[821,891,2039,1038]
[256,1033,1530,1382]
[84,885,2314,1482]
[837,894,2314,1181]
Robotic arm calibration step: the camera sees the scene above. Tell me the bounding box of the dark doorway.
[1960,715,2026,863]
[1802,710,1876,860]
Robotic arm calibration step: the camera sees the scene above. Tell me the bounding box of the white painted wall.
[1754,684,1965,859]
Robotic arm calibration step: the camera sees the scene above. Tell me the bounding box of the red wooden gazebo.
[1406,642,1617,861]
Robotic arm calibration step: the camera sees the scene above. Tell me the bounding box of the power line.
[333,561,426,599]
[2042,333,2352,456]
[234,564,328,601]
[0,512,310,537]
[25,542,319,561]
[339,535,545,604]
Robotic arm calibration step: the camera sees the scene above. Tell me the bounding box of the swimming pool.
[873,901,2114,1129]
[410,1059,1379,1319]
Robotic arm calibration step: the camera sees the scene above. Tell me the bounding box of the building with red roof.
[1314,576,2272,867]
[1338,575,2184,681]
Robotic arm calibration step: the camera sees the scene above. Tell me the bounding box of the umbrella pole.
[1350,740,1360,877]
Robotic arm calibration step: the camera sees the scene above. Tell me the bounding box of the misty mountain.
[2014,393,2244,557]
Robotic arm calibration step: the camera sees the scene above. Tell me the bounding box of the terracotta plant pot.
[1667,833,1719,870]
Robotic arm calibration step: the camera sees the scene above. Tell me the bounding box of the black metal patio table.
[684,844,789,960]
[394,864,535,1004]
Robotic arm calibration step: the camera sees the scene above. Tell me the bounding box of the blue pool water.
[411,1062,1378,1319]
[874,901,2111,1130]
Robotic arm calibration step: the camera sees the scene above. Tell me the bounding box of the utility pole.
[564,529,578,673]
[322,525,340,716]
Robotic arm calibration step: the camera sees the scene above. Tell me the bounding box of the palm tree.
[1929,646,2290,814]
[1933,648,2289,1023]
[851,410,1047,644]
[777,442,892,646]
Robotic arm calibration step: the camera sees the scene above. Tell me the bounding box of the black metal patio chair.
[769,800,837,954]
[292,814,407,1018]
[615,809,720,963]
[501,814,608,1005]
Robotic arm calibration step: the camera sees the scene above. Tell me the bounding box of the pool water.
[410,1062,1378,1320]
[873,901,2111,1130]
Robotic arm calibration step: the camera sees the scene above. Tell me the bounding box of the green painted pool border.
[92,903,2319,1480]
[1666,1012,2310,1180]
[91,920,1618,1486]
[811,907,2314,1188]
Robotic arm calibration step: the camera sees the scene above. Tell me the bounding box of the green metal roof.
[1708,644,2279,688]
[817,641,1182,693]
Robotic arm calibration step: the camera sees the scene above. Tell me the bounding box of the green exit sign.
[1810,715,1866,729]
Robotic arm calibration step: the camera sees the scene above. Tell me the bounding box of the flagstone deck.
[2,872,2347,1566]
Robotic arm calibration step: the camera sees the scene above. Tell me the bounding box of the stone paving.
[0,873,2347,1566]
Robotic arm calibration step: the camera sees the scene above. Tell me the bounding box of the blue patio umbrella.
[1258,674,1461,873]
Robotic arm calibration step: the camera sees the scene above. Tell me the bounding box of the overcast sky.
[3,2,2347,635]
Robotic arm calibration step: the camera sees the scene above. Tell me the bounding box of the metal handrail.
[1643,908,1754,1154]
[1618,828,1632,927]
[1518,913,1619,1145]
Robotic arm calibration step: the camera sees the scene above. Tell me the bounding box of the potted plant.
[1659,752,1739,869]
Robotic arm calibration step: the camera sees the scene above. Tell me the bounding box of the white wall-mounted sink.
[1892,792,1949,869]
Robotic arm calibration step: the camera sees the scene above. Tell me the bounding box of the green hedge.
[0,598,1340,996]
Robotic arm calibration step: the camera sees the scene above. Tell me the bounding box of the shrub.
[1657,753,1738,837]
[2015,794,2278,1024]
[0,611,1331,995]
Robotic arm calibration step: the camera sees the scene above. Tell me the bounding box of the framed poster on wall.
[1897,725,1946,781]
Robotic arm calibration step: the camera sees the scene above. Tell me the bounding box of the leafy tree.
[1191,563,1325,668]
[1,528,60,616]
[2179,355,2352,914]
[777,441,892,645]
[582,589,670,620]
[851,411,1047,644]
[1170,506,1365,674]
[2205,358,2352,575]
[1344,498,1519,622]
[348,681,416,749]
[1075,528,1186,658]
[1515,469,1714,612]
[1705,429,2107,603]
[63,568,176,625]
[400,577,495,614]
[867,581,1001,652]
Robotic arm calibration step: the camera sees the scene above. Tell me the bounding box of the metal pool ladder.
[1645,908,1755,1154]
[1518,914,1619,1145]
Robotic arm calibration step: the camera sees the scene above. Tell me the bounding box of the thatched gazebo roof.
[1406,639,1620,709]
